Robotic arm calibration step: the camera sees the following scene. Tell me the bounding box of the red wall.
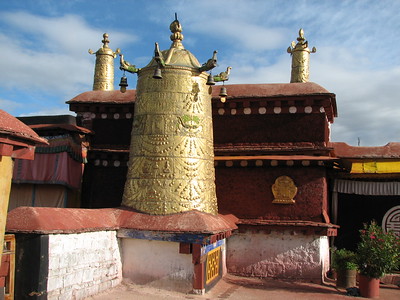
[91,119,132,147]
[213,114,329,144]
[216,166,327,222]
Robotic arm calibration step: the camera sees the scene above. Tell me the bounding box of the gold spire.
[287,29,316,83]
[169,13,184,50]
[149,14,200,69]
[89,33,120,91]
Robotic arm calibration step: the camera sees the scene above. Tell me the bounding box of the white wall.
[121,239,193,292]
[47,231,122,300]
[320,235,330,279]
[226,231,329,283]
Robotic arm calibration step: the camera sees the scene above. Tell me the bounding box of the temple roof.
[29,124,93,135]
[330,142,400,159]
[67,89,136,104]
[211,82,334,99]
[0,109,47,145]
[68,82,334,104]
[18,115,93,135]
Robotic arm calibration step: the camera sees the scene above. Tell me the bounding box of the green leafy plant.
[356,221,400,279]
[331,248,358,271]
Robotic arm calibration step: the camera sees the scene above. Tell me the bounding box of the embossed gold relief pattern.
[123,67,218,214]
[126,156,214,181]
[123,179,217,215]
[93,55,115,90]
[272,176,298,205]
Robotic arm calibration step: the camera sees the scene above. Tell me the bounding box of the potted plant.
[356,221,400,298]
[331,248,358,288]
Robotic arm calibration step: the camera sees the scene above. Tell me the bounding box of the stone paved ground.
[86,274,400,300]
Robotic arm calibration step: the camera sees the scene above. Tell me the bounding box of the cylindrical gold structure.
[287,29,316,83]
[122,19,218,215]
[90,33,119,91]
[290,49,310,83]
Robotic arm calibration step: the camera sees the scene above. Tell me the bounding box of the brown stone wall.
[75,114,132,209]
[81,164,128,208]
[216,166,327,222]
[91,118,132,147]
[213,114,328,144]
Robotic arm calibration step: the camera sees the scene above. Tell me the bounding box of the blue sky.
[0,0,399,146]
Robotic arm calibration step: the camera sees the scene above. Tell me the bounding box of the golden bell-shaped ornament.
[119,75,128,93]
[153,67,162,79]
[206,73,215,85]
[219,86,227,103]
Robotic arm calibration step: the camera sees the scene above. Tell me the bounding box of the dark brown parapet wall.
[211,82,337,122]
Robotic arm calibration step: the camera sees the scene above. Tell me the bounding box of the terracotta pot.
[336,269,357,288]
[358,274,380,298]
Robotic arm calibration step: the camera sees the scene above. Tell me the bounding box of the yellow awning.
[351,161,400,173]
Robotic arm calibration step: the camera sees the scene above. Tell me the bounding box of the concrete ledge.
[6,207,119,234]
[6,207,237,235]
[117,208,237,234]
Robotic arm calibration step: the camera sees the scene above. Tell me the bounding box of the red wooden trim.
[179,243,192,254]
[0,143,13,156]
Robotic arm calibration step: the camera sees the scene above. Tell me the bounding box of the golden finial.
[287,28,316,83]
[89,33,120,91]
[169,13,184,49]
[101,33,110,48]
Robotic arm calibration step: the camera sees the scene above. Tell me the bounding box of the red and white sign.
[382,205,400,237]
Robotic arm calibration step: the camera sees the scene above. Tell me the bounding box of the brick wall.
[226,231,329,283]
[46,231,122,299]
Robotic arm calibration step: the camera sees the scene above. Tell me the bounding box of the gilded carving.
[183,82,204,114]
[287,29,316,83]
[123,177,217,214]
[272,176,298,204]
[122,18,218,215]
[89,33,120,91]
[172,136,210,158]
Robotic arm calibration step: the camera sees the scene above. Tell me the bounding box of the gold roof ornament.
[121,15,231,215]
[287,29,316,83]
[169,14,184,50]
[89,33,120,91]
[148,14,201,69]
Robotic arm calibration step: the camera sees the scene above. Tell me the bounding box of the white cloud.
[0,11,136,98]
[19,107,76,117]
[0,98,22,113]
[220,53,289,84]
[193,19,288,52]
[0,12,133,56]
[312,49,400,146]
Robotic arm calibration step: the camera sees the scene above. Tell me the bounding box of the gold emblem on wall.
[206,247,221,284]
[272,176,297,204]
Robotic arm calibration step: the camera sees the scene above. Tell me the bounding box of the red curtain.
[13,152,83,189]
